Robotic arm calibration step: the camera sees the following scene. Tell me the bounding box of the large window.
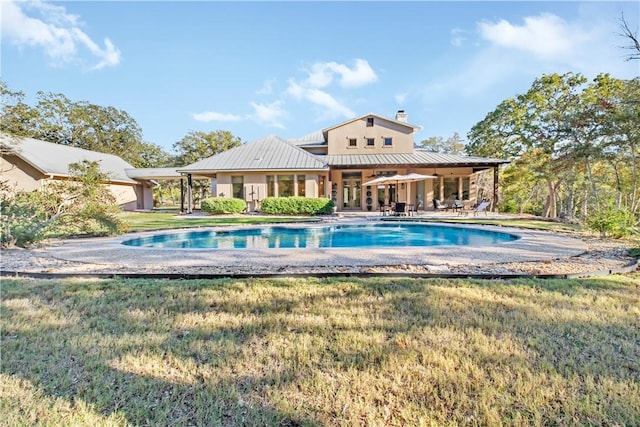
[297,175,306,196]
[462,177,470,200]
[266,175,275,197]
[279,175,294,197]
[443,177,458,200]
[232,176,244,199]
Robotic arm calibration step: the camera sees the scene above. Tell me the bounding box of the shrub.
[200,197,246,214]
[585,206,638,238]
[260,197,334,215]
[1,160,128,247]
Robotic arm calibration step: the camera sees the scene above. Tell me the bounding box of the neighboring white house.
[0,134,155,211]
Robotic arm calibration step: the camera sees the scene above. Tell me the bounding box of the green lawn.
[120,212,320,232]
[2,275,638,426]
[382,215,585,234]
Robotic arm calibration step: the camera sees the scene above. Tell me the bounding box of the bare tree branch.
[618,12,640,61]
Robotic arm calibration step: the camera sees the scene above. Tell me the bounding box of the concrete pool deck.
[31,218,589,273]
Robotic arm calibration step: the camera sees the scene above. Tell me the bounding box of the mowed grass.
[1,275,638,426]
[120,212,319,232]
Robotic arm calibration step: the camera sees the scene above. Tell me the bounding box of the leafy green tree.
[1,84,170,168]
[417,133,466,154]
[467,72,588,218]
[173,130,243,205]
[0,81,39,140]
[173,130,242,166]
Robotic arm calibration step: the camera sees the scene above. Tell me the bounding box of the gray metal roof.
[287,130,326,147]
[178,135,328,173]
[1,134,139,184]
[323,150,509,167]
[125,167,181,180]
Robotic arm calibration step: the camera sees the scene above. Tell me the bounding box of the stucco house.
[178,111,509,213]
[0,134,155,211]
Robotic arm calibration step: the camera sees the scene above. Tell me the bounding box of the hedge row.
[200,197,247,214]
[260,197,334,215]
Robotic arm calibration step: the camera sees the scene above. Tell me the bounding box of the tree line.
[0,80,242,169]
[466,72,639,231]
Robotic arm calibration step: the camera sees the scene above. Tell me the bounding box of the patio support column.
[493,166,499,212]
[180,177,185,213]
[187,173,193,214]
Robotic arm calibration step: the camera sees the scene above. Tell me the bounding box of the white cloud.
[249,101,287,129]
[305,59,378,88]
[256,78,276,95]
[1,0,121,69]
[450,28,465,47]
[478,13,586,61]
[284,58,374,121]
[193,111,242,122]
[395,93,407,105]
[286,79,354,121]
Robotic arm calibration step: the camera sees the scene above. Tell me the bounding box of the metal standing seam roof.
[177,135,328,173]
[323,150,509,167]
[124,167,182,180]
[287,130,327,147]
[1,134,139,184]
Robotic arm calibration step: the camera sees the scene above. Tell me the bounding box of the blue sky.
[2,1,638,153]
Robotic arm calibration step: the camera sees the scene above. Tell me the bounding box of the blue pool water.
[122,223,519,249]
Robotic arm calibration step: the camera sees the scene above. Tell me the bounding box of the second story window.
[366,138,375,147]
[348,138,357,147]
[366,117,374,127]
[383,137,393,146]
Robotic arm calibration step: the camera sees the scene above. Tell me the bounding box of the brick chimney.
[395,110,408,123]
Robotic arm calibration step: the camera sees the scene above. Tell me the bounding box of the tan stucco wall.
[214,172,323,202]
[326,117,415,155]
[1,155,45,192]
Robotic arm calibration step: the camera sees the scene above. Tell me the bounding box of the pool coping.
[36,220,588,271]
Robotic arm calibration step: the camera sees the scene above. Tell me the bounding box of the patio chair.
[393,202,407,216]
[451,199,464,212]
[473,200,491,216]
[433,199,448,211]
[379,202,391,216]
[408,200,422,216]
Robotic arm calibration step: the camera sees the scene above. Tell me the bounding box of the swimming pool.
[122,223,519,249]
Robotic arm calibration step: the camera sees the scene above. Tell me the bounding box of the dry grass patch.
[1,275,638,426]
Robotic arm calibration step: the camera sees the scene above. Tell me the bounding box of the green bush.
[200,197,246,214]
[260,197,334,215]
[585,206,638,238]
[0,190,52,246]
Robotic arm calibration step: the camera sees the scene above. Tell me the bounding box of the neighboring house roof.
[322,150,509,168]
[178,135,328,173]
[1,134,138,184]
[125,167,182,180]
[322,113,421,137]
